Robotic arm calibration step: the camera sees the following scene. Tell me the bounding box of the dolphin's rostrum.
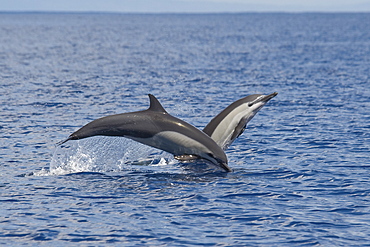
[58,94,231,172]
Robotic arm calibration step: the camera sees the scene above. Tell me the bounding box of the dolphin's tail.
[56,137,71,146]
[56,132,81,146]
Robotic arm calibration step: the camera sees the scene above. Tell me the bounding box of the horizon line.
[1,10,370,15]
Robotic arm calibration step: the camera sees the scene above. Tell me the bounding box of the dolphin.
[203,92,278,150]
[57,94,231,172]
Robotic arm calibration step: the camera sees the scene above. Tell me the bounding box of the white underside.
[131,131,212,158]
[211,101,266,149]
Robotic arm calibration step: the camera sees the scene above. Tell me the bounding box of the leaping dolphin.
[58,94,231,172]
[174,92,277,162]
[203,92,278,150]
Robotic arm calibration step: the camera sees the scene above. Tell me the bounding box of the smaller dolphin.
[203,92,278,150]
[58,94,231,172]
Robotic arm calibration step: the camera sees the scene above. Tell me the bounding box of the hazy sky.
[1,0,370,13]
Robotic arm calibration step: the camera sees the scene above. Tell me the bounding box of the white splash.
[40,136,165,176]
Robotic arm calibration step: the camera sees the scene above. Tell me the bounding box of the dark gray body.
[58,94,231,172]
[203,92,278,150]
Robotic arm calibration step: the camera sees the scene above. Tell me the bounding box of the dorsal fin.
[147,94,167,113]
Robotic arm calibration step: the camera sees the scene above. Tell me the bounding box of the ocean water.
[1,13,370,246]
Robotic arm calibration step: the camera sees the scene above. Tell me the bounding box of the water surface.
[1,13,370,246]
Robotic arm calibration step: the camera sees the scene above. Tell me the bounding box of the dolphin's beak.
[263,92,278,102]
[220,163,233,172]
[248,92,278,107]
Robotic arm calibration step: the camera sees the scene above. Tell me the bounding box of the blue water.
[1,13,370,246]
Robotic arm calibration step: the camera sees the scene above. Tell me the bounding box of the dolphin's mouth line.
[248,92,278,107]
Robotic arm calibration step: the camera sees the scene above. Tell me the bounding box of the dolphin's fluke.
[56,132,80,146]
[56,137,71,146]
